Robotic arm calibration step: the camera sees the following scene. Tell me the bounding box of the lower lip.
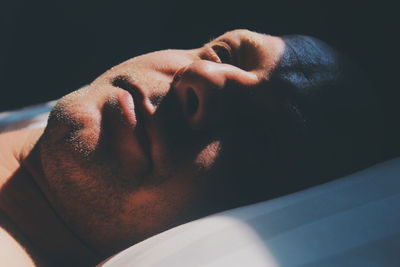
[117,89,137,126]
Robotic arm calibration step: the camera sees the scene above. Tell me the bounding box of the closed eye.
[203,41,233,65]
[212,44,233,65]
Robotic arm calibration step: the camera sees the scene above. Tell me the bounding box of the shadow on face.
[37,30,386,255]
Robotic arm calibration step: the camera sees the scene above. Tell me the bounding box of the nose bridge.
[184,60,228,88]
[173,60,259,130]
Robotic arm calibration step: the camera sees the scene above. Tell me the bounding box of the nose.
[173,60,259,130]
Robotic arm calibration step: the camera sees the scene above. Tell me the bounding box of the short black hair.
[204,35,386,209]
[265,35,385,190]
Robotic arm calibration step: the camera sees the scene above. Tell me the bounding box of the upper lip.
[134,104,152,167]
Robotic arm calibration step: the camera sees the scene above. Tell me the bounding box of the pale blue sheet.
[101,158,400,267]
[0,101,56,132]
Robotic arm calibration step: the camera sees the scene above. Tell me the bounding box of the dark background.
[0,0,398,157]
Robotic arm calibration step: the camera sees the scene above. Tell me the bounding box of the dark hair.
[265,35,385,190]
[205,35,386,210]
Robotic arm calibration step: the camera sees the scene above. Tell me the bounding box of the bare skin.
[0,129,100,265]
[0,129,39,266]
[0,30,285,265]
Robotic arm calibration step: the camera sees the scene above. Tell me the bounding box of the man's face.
[38,30,284,253]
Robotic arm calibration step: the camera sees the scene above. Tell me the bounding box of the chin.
[43,87,104,157]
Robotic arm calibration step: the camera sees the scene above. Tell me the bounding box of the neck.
[0,129,101,266]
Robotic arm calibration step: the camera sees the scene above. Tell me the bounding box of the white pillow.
[100,158,400,267]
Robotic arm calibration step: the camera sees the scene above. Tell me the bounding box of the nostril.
[186,87,199,117]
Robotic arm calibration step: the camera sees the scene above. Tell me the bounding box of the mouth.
[114,76,153,170]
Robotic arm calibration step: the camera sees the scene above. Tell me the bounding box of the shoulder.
[0,213,36,266]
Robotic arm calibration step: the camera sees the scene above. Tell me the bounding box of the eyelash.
[204,41,233,65]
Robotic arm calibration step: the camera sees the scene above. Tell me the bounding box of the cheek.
[121,173,205,235]
[195,140,221,171]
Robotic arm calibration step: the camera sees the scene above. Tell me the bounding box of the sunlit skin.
[0,30,286,265]
[39,30,285,250]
